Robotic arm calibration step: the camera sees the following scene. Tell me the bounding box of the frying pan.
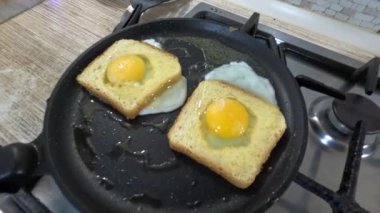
[0,10,308,213]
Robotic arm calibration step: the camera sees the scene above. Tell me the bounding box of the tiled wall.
[279,0,380,33]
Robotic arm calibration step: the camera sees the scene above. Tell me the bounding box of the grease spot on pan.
[96,175,115,190]
[128,193,162,209]
[186,200,202,209]
[107,139,179,171]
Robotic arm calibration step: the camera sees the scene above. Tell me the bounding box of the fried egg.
[106,39,187,116]
[143,39,162,49]
[202,97,253,148]
[205,98,249,139]
[139,76,187,115]
[140,39,187,115]
[106,55,145,85]
[205,61,277,105]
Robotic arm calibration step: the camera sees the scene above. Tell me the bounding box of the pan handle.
[0,134,44,193]
[113,0,172,32]
[113,4,143,32]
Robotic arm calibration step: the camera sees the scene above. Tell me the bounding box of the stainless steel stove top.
[1,2,379,213]
[270,56,380,213]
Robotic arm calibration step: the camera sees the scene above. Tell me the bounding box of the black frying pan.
[0,14,308,212]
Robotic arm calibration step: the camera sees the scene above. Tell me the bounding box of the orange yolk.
[205,98,249,139]
[106,55,145,85]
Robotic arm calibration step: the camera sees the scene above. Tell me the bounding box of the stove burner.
[332,93,380,134]
[309,96,378,157]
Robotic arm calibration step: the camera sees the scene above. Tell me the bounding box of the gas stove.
[1,2,379,213]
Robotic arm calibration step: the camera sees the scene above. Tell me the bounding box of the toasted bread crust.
[77,72,181,119]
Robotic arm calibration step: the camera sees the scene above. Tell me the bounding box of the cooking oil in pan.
[107,139,148,164]
[164,46,191,58]
[222,196,230,202]
[139,116,170,133]
[146,157,178,170]
[107,139,178,171]
[76,94,179,176]
[96,175,115,190]
[127,193,162,209]
[191,179,198,187]
[105,108,172,133]
[105,109,124,123]
[187,61,214,82]
[179,37,263,74]
[186,200,202,209]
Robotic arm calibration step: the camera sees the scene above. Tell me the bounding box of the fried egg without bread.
[205,61,277,105]
[140,39,187,115]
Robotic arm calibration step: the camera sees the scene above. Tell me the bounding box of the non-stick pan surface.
[44,18,307,212]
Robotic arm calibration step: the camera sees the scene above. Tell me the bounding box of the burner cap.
[333,93,380,134]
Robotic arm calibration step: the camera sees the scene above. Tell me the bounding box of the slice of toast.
[76,39,181,119]
[168,80,286,189]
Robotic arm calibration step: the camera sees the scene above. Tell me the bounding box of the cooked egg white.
[137,39,187,115]
[139,77,187,115]
[143,39,162,49]
[205,61,277,105]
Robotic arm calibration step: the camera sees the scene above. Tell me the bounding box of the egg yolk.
[205,98,249,139]
[106,55,145,85]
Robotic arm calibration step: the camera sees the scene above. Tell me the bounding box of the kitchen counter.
[0,0,378,146]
